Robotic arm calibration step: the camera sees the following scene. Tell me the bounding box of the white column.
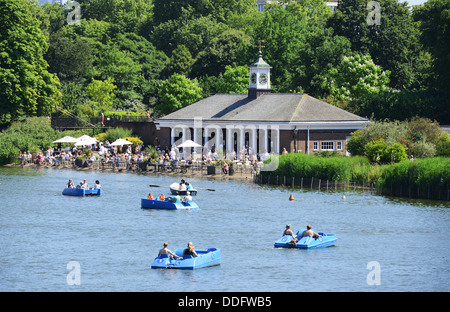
[226,126,233,154]
[239,126,245,150]
[260,126,268,153]
[182,126,187,142]
[193,127,198,145]
[251,127,257,154]
[170,127,175,147]
[215,128,221,151]
[204,127,209,151]
[275,126,280,153]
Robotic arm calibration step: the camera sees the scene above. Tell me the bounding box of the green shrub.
[0,117,58,164]
[104,127,133,142]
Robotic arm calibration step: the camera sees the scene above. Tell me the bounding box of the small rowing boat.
[62,188,102,197]
[141,198,199,210]
[274,230,337,249]
[151,248,221,269]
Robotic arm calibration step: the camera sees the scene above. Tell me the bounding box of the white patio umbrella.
[177,140,202,148]
[74,137,98,146]
[52,136,78,143]
[77,135,98,142]
[110,138,133,146]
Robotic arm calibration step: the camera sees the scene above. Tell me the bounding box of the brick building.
[155,52,369,156]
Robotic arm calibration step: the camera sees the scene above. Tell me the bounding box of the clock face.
[250,73,257,84]
[259,73,268,84]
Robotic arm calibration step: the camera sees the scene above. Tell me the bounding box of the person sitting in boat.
[83,179,89,189]
[94,180,101,189]
[169,191,181,203]
[185,182,192,191]
[299,224,322,240]
[158,242,181,260]
[159,194,165,201]
[182,191,192,203]
[67,179,75,189]
[179,179,186,191]
[182,242,199,258]
[79,181,86,189]
[147,192,154,200]
[283,224,297,243]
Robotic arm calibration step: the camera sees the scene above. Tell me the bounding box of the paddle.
[148,184,215,192]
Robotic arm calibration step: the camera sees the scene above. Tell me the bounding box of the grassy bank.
[260,153,450,200]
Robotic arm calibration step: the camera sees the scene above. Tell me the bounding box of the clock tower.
[248,50,272,99]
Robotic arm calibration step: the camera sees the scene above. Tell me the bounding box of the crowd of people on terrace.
[17,138,278,173]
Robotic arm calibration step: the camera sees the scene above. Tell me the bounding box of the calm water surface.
[0,166,449,292]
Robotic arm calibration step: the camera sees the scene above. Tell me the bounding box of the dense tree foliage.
[0,0,61,123]
[1,0,449,125]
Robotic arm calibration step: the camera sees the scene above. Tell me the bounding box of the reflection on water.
[0,166,449,291]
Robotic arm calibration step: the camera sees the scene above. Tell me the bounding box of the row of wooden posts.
[254,174,450,202]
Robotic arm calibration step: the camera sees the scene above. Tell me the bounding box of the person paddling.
[299,224,322,240]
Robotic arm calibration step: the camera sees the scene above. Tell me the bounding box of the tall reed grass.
[261,153,450,192]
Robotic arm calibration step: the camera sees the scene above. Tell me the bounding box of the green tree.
[0,0,61,123]
[166,45,194,77]
[322,53,390,102]
[216,65,249,94]
[328,0,429,90]
[0,117,58,163]
[347,120,407,156]
[151,0,255,26]
[413,0,450,93]
[76,0,153,34]
[46,32,92,81]
[191,29,251,78]
[251,0,348,93]
[156,74,203,115]
[60,81,87,116]
[85,78,117,114]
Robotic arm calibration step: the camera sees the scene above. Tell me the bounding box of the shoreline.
[3,163,256,183]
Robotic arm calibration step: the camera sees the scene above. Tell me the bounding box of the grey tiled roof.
[159,93,367,123]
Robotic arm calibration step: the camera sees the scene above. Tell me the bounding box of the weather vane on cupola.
[256,39,265,54]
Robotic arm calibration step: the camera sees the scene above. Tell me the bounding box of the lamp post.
[91,104,95,136]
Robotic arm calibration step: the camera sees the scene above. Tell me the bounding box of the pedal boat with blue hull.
[141,198,199,210]
[274,230,337,249]
[151,248,221,269]
[62,188,102,197]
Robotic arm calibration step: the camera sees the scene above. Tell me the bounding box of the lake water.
[0,166,449,292]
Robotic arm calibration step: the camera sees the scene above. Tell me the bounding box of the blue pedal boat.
[62,188,102,197]
[151,248,221,269]
[141,198,199,210]
[274,230,337,249]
